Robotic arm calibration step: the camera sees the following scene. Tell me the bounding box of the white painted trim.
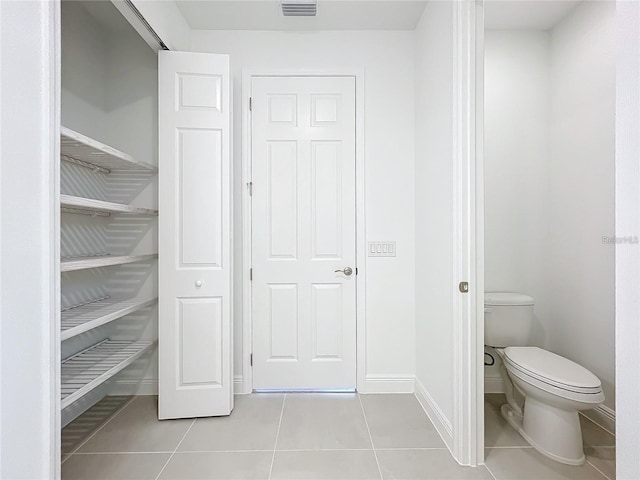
[484,376,504,394]
[127,0,191,51]
[615,3,640,478]
[452,0,483,467]
[473,0,486,466]
[0,2,60,477]
[111,1,165,52]
[0,0,3,471]
[234,375,245,394]
[415,377,454,451]
[581,405,616,437]
[241,72,253,395]
[241,68,366,394]
[53,3,62,477]
[363,375,415,394]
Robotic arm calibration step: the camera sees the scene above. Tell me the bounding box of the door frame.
[240,68,366,394]
[453,0,484,466]
[0,1,61,477]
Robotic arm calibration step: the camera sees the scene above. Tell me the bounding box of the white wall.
[615,2,640,477]
[190,30,416,390]
[62,2,158,166]
[61,1,109,143]
[1,1,59,477]
[484,1,616,412]
[414,0,455,435]
[483,31,550,386]
[547,1,616,412]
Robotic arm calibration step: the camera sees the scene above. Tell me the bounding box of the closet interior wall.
[60,1,158,426]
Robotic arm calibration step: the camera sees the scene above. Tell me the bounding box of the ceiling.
[484,1,582,30]
[175,0,428,31]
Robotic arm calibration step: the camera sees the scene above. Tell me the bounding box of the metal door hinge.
[249,97,252,111]
[459,281,469,293]
[250,353,253,366]
[250,268,253,281]
[247,181,253,196]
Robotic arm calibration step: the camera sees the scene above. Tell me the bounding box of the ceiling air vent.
[281,0,318,17]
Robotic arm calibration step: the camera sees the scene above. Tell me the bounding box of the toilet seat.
[503,347,603,397]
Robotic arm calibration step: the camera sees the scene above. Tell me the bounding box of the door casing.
[452,1,484,466]
[241,69,366,394]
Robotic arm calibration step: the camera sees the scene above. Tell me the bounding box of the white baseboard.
[484,375,505,394]
[234,375,247,394]
[362,374,415,394]
[414,377,453,450]
[581,404,616,436]
[110,379,158,396]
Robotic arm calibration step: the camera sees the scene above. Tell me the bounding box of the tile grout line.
[586,458,613,480]
[357,394,384,480]
[62,395,139,463]
[483,459,499,480]
[485,446,534,449]
[72,451,175,455]
[268,393,287,480]
[154,417,196,480]
[374,447,448,451]
[270,448,375,452]
[69,446,453,455]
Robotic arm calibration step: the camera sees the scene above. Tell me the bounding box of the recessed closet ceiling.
[176,0,428,30]
[485,0,582,30]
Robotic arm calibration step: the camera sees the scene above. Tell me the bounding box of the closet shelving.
[61,339,155,409]
[60,126,158,414]
[61,253,158,272]
[61,126,158,173]
[61,194,158,216]
[61,296,158,341]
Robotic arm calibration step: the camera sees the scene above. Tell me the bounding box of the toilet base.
[501,402,586,465]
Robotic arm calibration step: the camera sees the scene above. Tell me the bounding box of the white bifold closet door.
[158,51,232,419]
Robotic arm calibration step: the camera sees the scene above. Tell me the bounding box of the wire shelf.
[61,194,158,216]
[61,297,158,341]
[60,253,158,272]
[61,339,154,409]
[61,127,157,173]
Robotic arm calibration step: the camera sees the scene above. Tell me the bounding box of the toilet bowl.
[485,292,604,465]
[496,346,604,465]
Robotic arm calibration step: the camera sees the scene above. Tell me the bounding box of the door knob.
[334,267,353,276]
[195,280,203,288]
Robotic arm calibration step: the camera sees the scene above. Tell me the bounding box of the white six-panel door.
[158,51,232,419]
[251,76,356,390]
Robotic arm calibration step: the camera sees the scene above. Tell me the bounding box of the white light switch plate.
[368,241,396,257]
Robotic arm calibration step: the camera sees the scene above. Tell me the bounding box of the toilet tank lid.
[485,292,534,306]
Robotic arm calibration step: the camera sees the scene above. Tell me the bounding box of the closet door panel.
[158,51,232,419]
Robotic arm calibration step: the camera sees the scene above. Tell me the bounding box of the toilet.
[485,292,604,465]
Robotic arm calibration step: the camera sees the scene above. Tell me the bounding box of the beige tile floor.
[61,393,615,480]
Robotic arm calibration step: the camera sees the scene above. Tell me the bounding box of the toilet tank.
[484,292,535,347]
